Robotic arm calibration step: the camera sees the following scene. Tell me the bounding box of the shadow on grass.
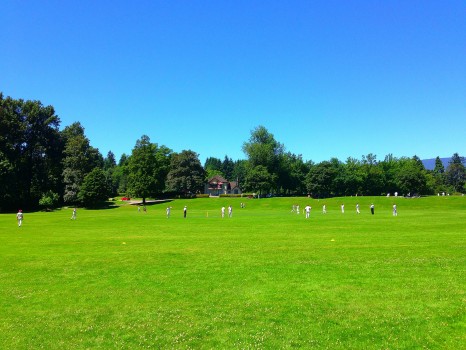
[83,201,120,210]
[129,199,174,207]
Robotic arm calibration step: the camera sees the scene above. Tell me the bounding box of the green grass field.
[1,196,465,349]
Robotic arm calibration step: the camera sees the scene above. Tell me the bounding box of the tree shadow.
[84,201,121,210]
[131,199,174,207]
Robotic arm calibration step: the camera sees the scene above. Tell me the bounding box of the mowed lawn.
[1,196,465,349]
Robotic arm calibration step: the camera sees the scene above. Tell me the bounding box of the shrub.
[39,191,60,210]
[78,168,110,207]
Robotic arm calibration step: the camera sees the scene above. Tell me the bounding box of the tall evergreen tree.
[61,122,103,204]
[412,155,425,170]
[432,156,446,192]
[104,151,116,170]
[433,156,445,174]
[103,151,118,196]
[222,155,235,180]
[114,153,129,195]
[445,153,465,192]
[118,153,128,166]
[204,157,223,179]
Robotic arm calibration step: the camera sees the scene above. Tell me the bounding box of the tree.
[424,172,436,195]
[61,122,103,204]
[232,159,248,190]
[154,145,172,190]
[305,161,338,198]
[395,159,428,195]
[112,153,129,195]
[278,153,309,195]
[21,99,63,207]
[242,126,284,192]
[242,165,275,195]
[78,168,110,207]
[0,94,63,210]
[0,95,21,210]
[38,191,60,211]
[431,156,446,192]
[222,156,235,180]
[445,153,466,192]
[340,157,364,195]
[103,151,118,196]
[326,158,345,196]
[433,156,445,175]
[126,135,172,203]
[412,155,425,170]
[379,154,399,195]
[0,150,15,211]
[118,153,129,166]
[204,157,223,179]
[104,151,116,170]
[166,150,205,196]
[361,154,385,195]
[242,126,285,168]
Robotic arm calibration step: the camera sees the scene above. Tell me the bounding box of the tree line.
[1,94,464,211]
[227,126,465,198]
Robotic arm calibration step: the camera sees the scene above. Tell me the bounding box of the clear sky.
[2,0,465,164]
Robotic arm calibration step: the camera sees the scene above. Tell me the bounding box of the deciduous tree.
[395,158,428,195]
[243,165,275,195]
[166,150,205,196]
[78,168,110,207]
[305,161,338,198]
[242,126,284,192]
[0,94,63,210]
[126,135,172,203]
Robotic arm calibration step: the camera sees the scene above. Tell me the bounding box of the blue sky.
[2,0,465,164]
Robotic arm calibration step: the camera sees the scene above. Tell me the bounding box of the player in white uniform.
[304,205,312,219]
[16,210,23,227]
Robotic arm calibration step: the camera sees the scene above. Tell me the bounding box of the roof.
[207,175,228,184]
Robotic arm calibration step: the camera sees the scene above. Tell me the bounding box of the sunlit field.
[1,196,465,349]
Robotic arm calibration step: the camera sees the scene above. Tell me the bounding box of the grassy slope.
[0,196,465,349]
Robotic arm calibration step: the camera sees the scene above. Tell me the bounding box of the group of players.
[15,201,399,227]
[292,203,398,218]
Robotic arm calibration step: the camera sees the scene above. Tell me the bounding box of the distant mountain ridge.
[421,157,465,170]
